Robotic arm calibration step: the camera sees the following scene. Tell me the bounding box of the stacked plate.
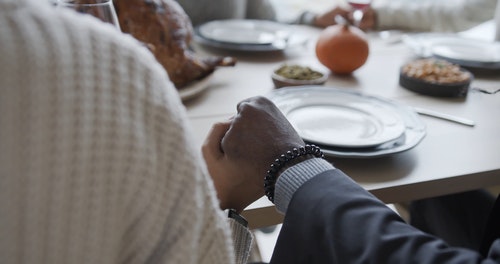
[267,86,426,158]
[402,33,500,73]
[194,19,303,52]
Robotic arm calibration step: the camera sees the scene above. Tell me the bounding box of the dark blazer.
[270,169,500,263]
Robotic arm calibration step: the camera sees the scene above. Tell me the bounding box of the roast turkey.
[113,0,236,89]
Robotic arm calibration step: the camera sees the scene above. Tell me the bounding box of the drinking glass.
[58,0,121,31]
[347,0,372,28]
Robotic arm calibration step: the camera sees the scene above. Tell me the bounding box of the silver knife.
[414,107,476,127]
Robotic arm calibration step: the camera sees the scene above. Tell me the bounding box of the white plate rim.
[267,86,427,158]
[194,33,308,52]
[402,33,500,63]
[402,33,462,57]
[178,73,213,101]
[197,19,291,45]
[430,40,500,63]
[283,100,406,148]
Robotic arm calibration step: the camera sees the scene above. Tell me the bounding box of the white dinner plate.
[178,73,213,101]
[430,39,500,63]
[402,33,464,57]
[402,33,500,73]
[268,87,406,148]
[267,86,426,158]
[194,32,307,52]
[197,19,291,45]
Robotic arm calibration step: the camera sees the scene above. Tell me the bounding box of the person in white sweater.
[0,0,333,263]
[175,0,349,28]
[0,0,252,263]
[176,0,497,32]
[352,0,498,32]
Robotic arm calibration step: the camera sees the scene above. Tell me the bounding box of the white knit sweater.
[374,0,498,32]
[0,0,251,263]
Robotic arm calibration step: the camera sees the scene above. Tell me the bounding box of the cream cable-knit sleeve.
[0,0,239,263]
[374,0,497,32]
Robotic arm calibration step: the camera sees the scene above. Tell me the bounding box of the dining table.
[183,23,500,229]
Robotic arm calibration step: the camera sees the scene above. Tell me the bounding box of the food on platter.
[399,58,473,97]
[114,0,236,89]
[272,64,328,88]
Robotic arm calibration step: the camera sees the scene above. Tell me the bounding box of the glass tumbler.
[58,0,121,31]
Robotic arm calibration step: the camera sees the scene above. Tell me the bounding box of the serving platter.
[267,86,426,158]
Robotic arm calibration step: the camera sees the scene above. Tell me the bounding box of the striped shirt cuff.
[274,158,334,214]
[228,218,253,264]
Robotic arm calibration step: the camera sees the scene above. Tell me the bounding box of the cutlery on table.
[414,107,476,127]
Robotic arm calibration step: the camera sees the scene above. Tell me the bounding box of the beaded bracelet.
[264,144,324,203]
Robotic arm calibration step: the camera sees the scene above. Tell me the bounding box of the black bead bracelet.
[264,144,324,203]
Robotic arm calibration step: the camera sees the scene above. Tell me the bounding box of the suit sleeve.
[270,169,500,263]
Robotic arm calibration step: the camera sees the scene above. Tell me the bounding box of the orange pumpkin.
[315,24,369,75]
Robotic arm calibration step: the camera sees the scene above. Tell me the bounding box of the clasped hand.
[202,96,305,213]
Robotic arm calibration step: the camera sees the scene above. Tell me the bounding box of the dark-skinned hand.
[202,96,305,213]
